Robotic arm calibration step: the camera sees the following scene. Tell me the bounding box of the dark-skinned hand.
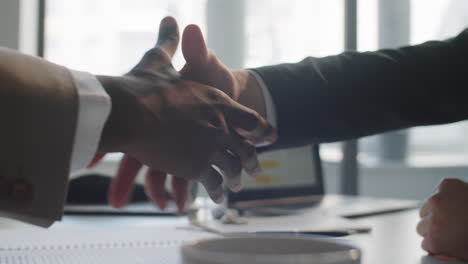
[93,17,276,211]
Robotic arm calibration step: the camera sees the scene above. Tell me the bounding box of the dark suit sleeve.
[252,29,468,150]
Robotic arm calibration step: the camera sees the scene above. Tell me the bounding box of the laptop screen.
[227,145,323,206]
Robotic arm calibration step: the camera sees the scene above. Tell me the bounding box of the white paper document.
[319,195,420,218]
[195,208,371,234]
[0,217,215,264]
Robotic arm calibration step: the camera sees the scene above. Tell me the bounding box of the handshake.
[92,17,276,211]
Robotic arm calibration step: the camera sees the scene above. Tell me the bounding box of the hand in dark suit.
[179,24,269,123]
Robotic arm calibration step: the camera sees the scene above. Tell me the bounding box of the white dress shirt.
[248,70,277,129]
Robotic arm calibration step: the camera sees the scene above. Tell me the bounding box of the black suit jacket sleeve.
[252,29,468,150]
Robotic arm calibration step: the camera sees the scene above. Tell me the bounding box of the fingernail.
[231,183,243,192]
[214,195,225,204]
[161,16,176,26]
[109,190,128,209]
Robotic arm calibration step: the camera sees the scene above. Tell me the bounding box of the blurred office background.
[1,0,467,200]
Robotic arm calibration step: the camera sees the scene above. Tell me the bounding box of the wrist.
[233,70,267,119]
[96,75,138,153]
[232,70,249,96]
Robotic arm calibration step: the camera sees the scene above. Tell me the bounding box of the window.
[356,0,468,168]
[44,0,345,166]
[320,0,468,169]
[44,0,468,198]
[244,0,343,67]
[45,0,206,74]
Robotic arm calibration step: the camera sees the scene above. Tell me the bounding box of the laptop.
[65,145,418,217]
[65,145,323,215]
[226,144,419,217]
[227,145,324,210]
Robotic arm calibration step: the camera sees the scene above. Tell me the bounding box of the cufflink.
[10,180,33,203]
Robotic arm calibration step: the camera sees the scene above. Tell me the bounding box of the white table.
[0,209,466,264]
[347,210,467,264]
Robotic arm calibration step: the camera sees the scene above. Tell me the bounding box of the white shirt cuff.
[248,71,277,128]
[248,70,277,147]
[69,70,111,172]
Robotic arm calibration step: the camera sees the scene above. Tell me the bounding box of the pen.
[236,229,371,237]
[250,231,353,237]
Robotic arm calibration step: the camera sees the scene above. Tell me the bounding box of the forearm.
[252,29,468,149]
[232,70,267,119]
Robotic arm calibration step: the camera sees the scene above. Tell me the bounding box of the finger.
[182,24,209,66]
[419,199,433,218]
[211,151,243,192]
[156,16,180,58]
[131,17,180,74]
[200,167,224,204]
[225,101,277,144]
[87,153,106,168]
[144,169,168,210]
[172,177,189,213]
[422,237,439,255]
[227,133,262,177]
[108,155,142,208]
[416,216,430,236]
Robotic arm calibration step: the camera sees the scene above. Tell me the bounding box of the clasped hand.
[417,178,468,260]
[94,17,276,211]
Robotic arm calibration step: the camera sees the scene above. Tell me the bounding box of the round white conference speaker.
[181,235,360,264]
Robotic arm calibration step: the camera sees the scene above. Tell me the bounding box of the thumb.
[132,17,180,74]
[156,16,180,58]
[182,24,209,66]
